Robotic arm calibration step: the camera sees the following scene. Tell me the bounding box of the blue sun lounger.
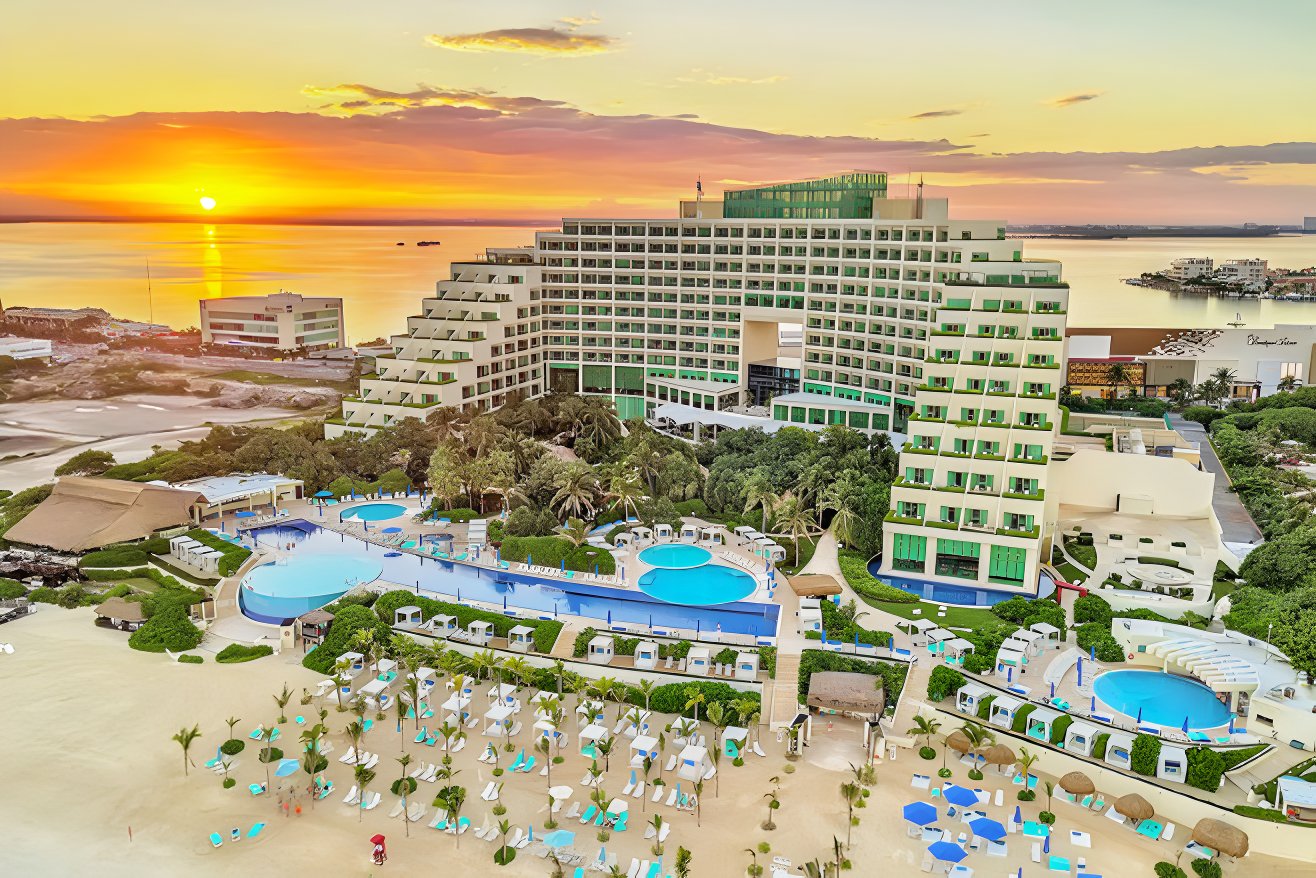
[247,822,266,840]
[209,832,223,848]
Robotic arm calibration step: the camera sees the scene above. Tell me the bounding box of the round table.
[549,785,573,802]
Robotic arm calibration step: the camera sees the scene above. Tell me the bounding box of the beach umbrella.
[1191,818,1249,858]
[1050,681,1055,698]
[969,817,1006,842]
[1043,834,1051,854]
[1006,666,1013,683]
[903,801,937,826]
[944,731,971,755]
[542,829,575,850]
[1115,793,1154,822]
[927,841,966,864]
[503,595,507,610]
[382,527,402,534]
[594,563,599,575]
[1090,695,1096,714]
[1135,705,1142,724]
[888,635,894,650]
[1182,716,1190,733]
[1059,771,1095,796]
[235,510,256,519]
[942,785,978,808]
[314,490,333,498]
[274,758,299,777]
[1013,805,1022,825]
[983,744,1016,767]
[607,610,612,626]
[1089,644,1095,661]
[1228,714,1235,734]
[496,548,501,563]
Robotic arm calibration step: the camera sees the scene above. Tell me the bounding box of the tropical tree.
[683,686,706,723]
[596,737,615,773]
[301,723,328,809]
[1016,746,1039,791]
[959,721,995,778]
[351,628,380,677]
[772,494,815,566]
[397,753,413,837]
[839,781,862,848]
[692,779,704,828]
[345,720,365,767]
[332,657,352,710]
[1105,362,1133,396]
[502,656,532,691]
[742,474,780,534]
[224,715,241,743]
[402,676,423,730]
[635,679,657,713]
[1168,377,1196,405]
[603,471,645,523]
[762,775,781,830]
[172,724,201,776]
[354,762,376,823]
[273,683,293,724]
[552,464,600,521]
[821,483,858,546]
[908,714,941,758]
[260,723,278,789]
[549,659,568,696]
[674,846,692,878]
[426,444,464,511]
[555,517,591,548]
[1278,374,1301,393]
[650,813,666,857]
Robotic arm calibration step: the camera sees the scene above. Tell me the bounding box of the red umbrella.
[370,834,387,864]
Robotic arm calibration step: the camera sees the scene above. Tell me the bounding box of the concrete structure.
[6,477,204,552]
[0,338,52,361]
[1167,257,1213,282]
[200,292,344,353]
[1214,258,1268,291]
[166,473,303,523]
[328,174,1064,450]
[586,634,614,665]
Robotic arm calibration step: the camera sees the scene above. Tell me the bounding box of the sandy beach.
[1,608,1304,877]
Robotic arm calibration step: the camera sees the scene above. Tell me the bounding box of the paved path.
[1169,414,1264,545]
[549,619,587,660]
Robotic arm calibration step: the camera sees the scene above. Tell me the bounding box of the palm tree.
[401,676,423,730]
[1016,746,1039,789]
[552,464,600,521]
[1168,377,1196,405]
[260,723,277,789]
[172,724,201,776]
[549,660,568,696]
[354,762,375,823]
[639,756,654,813]
[555,517,591,547]
[345,720,364,767]
[692,779,704,828]
[396,753,413,837]
[635,679,657,713]
[959,721,995,777]
[273,683,293,724]
[762,775,781,830]
[907,714,941,755]
[596,737,615,773]
[1105,362,1133,397]
[650,813,665,856]
[742,474,780,534]
[1278,374,1301,393]
[224,715,241,744]
[351,628,379,677]
[839,781,861,848]
[674,845,692,877]
[603,471,644,523]
[332,658,352,710]
[772,494,815,567]
[682,686,706,723]
[821,484,857,546]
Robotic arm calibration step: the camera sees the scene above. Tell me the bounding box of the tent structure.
[7,477,204,552]
[93,597,147,631]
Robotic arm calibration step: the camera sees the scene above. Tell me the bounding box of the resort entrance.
[934,538,981,581]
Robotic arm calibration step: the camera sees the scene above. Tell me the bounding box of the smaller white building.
[200,291,345,352]
[1214,258,1268,291]
[1104,731,1135,770]
[1063,720,1101,757]
[1168,257,1213,281]
[0,337,52,361]
[586,635,615,665]
[1158,744,1189,784]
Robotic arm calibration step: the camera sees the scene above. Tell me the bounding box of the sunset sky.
[3,0,1315,223]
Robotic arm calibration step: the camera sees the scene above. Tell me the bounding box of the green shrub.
[819,599,890,648]
[216,643,274,663]
[926,666,965,702]
[257,747,284,763]
[1049,715,1073,746]
[1010,704,1036,734]
[372,590,563,654]
[1017,789,1035,802]
[1154,863,1187,878]
[1182,406,1224,427]
[79,544,150,569]
[1185,747,1226,792]
[28,586,58,604]
[838,550,918,604]
[424,506,480,523]
[391,777,418,796]
[1231,805,1289,823]
[798,649,906,706]
[0,578,25,600]
[1075,622,1125,663]
[1073,594,1113,626]
[963,652,994,674]
[1219,744,1266,771]
[1130,734,1161,776]
[991,596,1067,634]
[498,535,615,574]
[976,695,995,721]
[1092,733,1110,760]
[503,506,559,538]
[128,605,203,653]
[302,604,393,674]
[1190,858,1222,878]
[177,654,203,664]
[220,739,245,756]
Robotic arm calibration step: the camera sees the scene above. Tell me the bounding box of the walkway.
[549,618,588,660]
[1169,413,1264,545]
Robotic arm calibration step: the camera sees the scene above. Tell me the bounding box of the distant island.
[1008,224,1288,238]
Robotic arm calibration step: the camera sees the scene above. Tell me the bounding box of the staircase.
[768,651,802,729]
[549,619,587,660]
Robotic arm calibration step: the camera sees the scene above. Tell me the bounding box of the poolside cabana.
[988,695,1024,730]
[1001,635,1037,658]
[407,667,437,695]
[734,651,760,681]
[394,605,422,626]
[1024,706,1062,742]
[1105,731,1136,770]
[1030,622,1062,645]
[487,682,517,705]
[421,614,457,637]
[357,676,392,709]
[632,526,654,547]
[798,602,823,635]
[467,620,493,646]
[93,597,146,632]
[1064,720,1102,756]
[634,640,659,671]
[441,690,471,715]
[900,618,938,636]
[338,651,365,678]
[732,525,757,542]
[620,708,652,738]
[586,634,615,665]
[924,628,954,652]
[995,648,1027,675]
[630,734,659,764]
[751,535,780,558]
[722,726,748,759]
[686,646,711,677]
[531,691,561,720]
[943,638,976,663]
[533,719,567,750]
[612,531,635,548]
[681,523,701,542]
[699,524,726,547]
[576,698,605,725]
[1277,776,1316,823]
[483,704,514,737]
[677,744,711,781]
[653,523,673,542]
[507,624,534,653]
[956,683,990,716]
[1158,744,1188,784]
[579,723,609,752]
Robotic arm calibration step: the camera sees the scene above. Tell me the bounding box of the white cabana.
[988,695,1024,730]
[799,604,822,635]
[375,659,398,676]
[956,683,989,716]
[507,624,534,653]
[579,723,609,752]
[686,646,711,677]
[629,734,659,764]
[467,620,493,646]
[1105,732,1135,770]
[1000,636,1036,657]
[996,648,1027,673]
[700,525,726,546]
[677,744,711,781]
[1025,707,1062,743]
[634,640,659,671]
[902,618,938,634]
[338,651,365,678]
[1030,622,1061,642]
[488,682,518,704]
[394,605,422,626]
[576,699,604,724]
[483,704,514,737]
[407,667,436,693]
[1010,629,1045,654]
[732,525,758,540]
[1277,776,1316,821]
[944,638,976,659]
[680,523,700,542]
[421,614,457,637]
[613,531,635,548]
[1064,720,1101,757]
[734,651,760,681]
[533,719,567,749]
[632,526,654,546]
[654,523,673,542]
[441,691,470,714]
[722,726,748,758]
[587,634,615,665]
[925,628,954,645]
[1158,744,1188,784]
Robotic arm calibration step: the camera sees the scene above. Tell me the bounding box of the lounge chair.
[453,816,470,834]
[627,859,642,878]
[360,792,382,811]
[752,742,766,757]
[564,801,581,819]
[520,755,535,772]
[248,783,267,796]
[508,827,524,848]
[579,805,598,824]
[652,784,664,802]
[430,809,449,830]
[342,785,360,805]
[389,800,406,819]
[209,833,223,848]
[632,781,645,799]
[1162,822,1176,841]
[247,823,265,840]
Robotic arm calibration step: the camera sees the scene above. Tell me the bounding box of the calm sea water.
[1,222,1315,343]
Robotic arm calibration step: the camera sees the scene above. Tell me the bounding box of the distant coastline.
[1009,224,1295,239]
[0,215,556,227]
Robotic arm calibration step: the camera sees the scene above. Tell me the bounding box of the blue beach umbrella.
[1013,805,1022,825]
[1136,706,1143,724]
[903,801,937,826]
[314,490,333,498]
[594,563,599,575]
[969,817,1006,842]
[382,527,402,534]
[888,636,894,650]
[927,841,966,864]
[235,510,256,519]
[1090,695,1096,713]
[1050,681,1056,698]
[561,559,565,571]
[1044,834,1051,854]
[496,548,501,563]
[1182,716,1190,733]
[1228,714,1236,734]
[1089,644,1096,661]
[942,785,978,808]
[542,829,575,849]
[1006,666,1013,683]
[274,758,299,777]
[528,554,533,566]
[1077,657,1083,688]
[503,595,507,610]
[607,610,611,625]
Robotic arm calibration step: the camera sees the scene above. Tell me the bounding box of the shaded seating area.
[93,596,146,632]
[806,671,886,721]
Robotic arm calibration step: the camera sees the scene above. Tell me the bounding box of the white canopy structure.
[630,734,659,763]
[677,744,711,781]
[944,638,976,657]
[1030,622,1061,639]
[903,618,938,633]
[1147,637,1262,692]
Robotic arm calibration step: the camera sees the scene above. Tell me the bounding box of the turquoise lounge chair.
[362,719,374,733]
[248,727,264,740]
[614,813,628,832]
[646,862,660,878]
[295,716,305,725]
[595,809,608,826]
[421,707,435,719]
[247,822,266,840]
[509,751,525,771]
[579,805,598,824]
[204,753,224,769]
[414,726,429,744]
[520,756,536,773]
[209,833,223,848]
[457,816,471,833]
[248,783,266,796]
[454,553,468,562]
[498,561,510,570]
[402,541,417,549]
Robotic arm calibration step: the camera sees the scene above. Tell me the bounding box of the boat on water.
[417,241,441,247]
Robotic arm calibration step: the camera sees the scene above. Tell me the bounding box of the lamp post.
[1264,622,1274,664]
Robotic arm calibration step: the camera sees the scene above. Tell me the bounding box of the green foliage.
[838,549,917,604]
[962,652,994,674]
[184,529,252,576]
[1073,594,1113,626]
[128,605,203,652]
[391,777,418,796]
[54,449,116,476]
[1219,744,1266,771]
[1130,734,1161,776]
[1091,733,1110,760]
[1185,747,1226,792]
[78,544,152,569]
[424,505,481,523]
[216,643,274,663]
[1075,622,1125,663]
[220,739,245,755]
[975,695,995,721]
[1189,859,1222,878]
[177,653,203,664]
[819,599,890,648]
[0,578,27,599]
[798,649,906,706]
[498,535,614,574]
[0,483,53,545]
[1231,804,1291,823]
[1049,715,1073,746]
[926,666,965,702]
[302,603,393,674]
[372,590,563,654]
[990,596,1067,635]
[504,505,560,537]
[1010,704,1036,734]
[1154,863,1188,878]
[1182,406,1224,427]
[1017,789,1035,802]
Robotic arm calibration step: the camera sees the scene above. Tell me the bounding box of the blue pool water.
[1093,670,1232,729]
[638,563,758,606]
[239,554,383,624]
[639,544,712,569]
[339,503,408,522]
[247,522,778,636]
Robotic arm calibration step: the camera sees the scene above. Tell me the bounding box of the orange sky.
[3,1,1315,223]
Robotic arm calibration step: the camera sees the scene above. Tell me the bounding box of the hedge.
[927,665,966,702]
[1075,622,1125,663]
[1185,746,1226,791]
[1219,744,1266,771]
[820,599,891,648]
[838,550,918,604]
[177,654,204,664]
[1130,734,1161,776]
[184,528,253,576]
[1190,859,1222,878]
[798,649,907,706]
[1092,733,1110,760]
[1073,594,1113,626]
[498,535,615,575]
[216,643,274,663]
[0,577,25,600]
[128,605,204,652]
[976,694,996,721]
[1154,864,1187,878]
[1010,704,1037,734]
[302,603,394,674]
[79,545,151,569]
[1050,714,1074,746]
[990,596,1067,637]
[1231,805,1290,823]
[373,590,563,654]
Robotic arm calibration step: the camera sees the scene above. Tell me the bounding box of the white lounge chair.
[751,742,766,758]
[342,785,360,805]
[360,791,381,811]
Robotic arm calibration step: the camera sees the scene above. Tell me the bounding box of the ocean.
[1,222,1314,344]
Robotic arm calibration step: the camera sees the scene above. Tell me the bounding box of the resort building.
[5,477,204,553]
[1167,257,1213,281]
[1214,258,1268,291]
[162,473,305,523]
[199,292,345,353]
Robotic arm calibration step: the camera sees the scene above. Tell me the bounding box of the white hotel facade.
[329,174,1068,597]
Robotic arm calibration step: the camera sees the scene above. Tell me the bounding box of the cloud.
[678,69,787,86]
[302,83,569,115]
[1049,92,1103,108]
[908,108,964,121]
[558,15,601,27]
[425,26,616,56]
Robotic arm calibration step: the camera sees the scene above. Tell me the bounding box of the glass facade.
[723,173,888,220]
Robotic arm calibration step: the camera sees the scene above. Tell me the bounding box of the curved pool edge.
[1091,668,1232,730]
[637,544,714,570]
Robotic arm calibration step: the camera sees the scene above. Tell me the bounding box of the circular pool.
[638,563,757,606]
[638,544,712,569]
[239,554,383,624]
[1093,669,1231,729]
[339,502,408,522]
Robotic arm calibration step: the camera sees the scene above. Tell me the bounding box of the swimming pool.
[638,544,712,569]
[638,563,757,606]
[239,554,383,625]
[339,503,408,522]
[247,522,779,636]
[1093,669,1232,729]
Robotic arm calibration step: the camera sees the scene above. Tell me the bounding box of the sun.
[199,196,217,211]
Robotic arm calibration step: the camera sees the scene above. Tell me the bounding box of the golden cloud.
[1049,92,1103,108]
[425,26,616,56]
